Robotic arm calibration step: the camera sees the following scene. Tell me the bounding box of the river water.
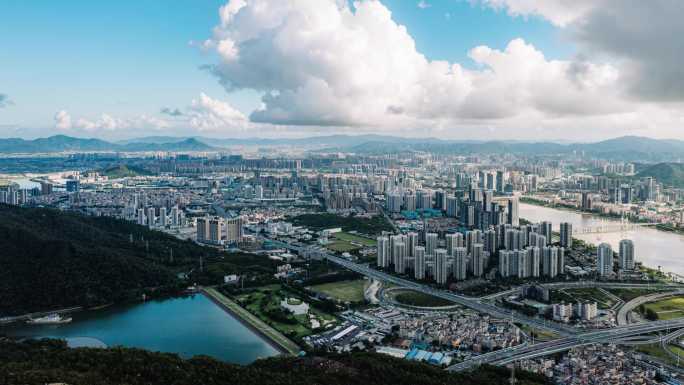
[520,203,684,275]
[0,294,279,364]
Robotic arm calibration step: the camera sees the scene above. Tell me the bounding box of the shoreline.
[521,198,684,234]
[521,198,637,222]
[201,287,300,356]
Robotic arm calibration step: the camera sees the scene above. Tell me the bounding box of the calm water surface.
[1,294,279,364]
[520,203,684,275]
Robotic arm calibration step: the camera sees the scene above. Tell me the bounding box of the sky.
[1,0,683,141]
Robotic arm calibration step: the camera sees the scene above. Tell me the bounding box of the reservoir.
[520,203,684,275]
[0,294,279,364]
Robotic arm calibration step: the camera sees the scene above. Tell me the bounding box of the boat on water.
[26,314,72,325]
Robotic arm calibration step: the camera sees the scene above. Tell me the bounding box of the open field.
[333,232,377,246]
[326,240,361,253]
[550,288,616,309]
[308,279,367,303]
[391,289,456,308]
[324,232,376,253]
[642,296,684,320]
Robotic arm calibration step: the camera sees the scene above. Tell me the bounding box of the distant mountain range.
[2,134,684,161]
[0,135,216,153]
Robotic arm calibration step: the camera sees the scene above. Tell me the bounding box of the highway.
[481,281,684,301]
[447,318,684,371]
[265,237,684,370]
[267,238,574,336]
[617,290,684,325]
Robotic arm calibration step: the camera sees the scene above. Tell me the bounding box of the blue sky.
[1,0,678,140]
[0,0,569,138]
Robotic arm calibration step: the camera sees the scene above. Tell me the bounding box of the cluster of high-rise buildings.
[196,215,244,245]
[377,220,571,284]
[597,239,635,277]
[552,302,598,322]
[136,205,187,229]
[386,187,520,232]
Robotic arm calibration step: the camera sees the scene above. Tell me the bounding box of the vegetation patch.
[549,288,615,309]
[232,285,337,341]
[639,296,684,321]
[0,338,551,385]
[392,290,455,308]
[308,279,367,303]
[290,213,393,235]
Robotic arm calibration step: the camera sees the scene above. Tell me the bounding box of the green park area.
[391,289,455,308]
[639,296,684,320]
[607,288,667,302]
[290,213,394,235]
[325,232,377,253]
[308,279,368,303]
[232,284,337,341]
[549,288,616,309]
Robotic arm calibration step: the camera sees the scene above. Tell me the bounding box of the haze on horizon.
[1,0,684,141]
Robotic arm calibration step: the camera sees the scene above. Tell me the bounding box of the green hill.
[636,162,684,188]
[0,338,549,385]
[0,205,271,316]
[101,164,151,178]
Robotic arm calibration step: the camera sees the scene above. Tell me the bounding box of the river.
[520,203,684,275]
[0,294,279,364]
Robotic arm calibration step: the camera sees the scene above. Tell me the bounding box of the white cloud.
[417,1,431,9]
[54,111,169,133]
[477,0,597,27]
[54,110,72,130]
[187,93,249,131]
[201,0,632,135]
[479,0,684,102]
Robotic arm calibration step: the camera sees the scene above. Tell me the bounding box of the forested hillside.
[0,204,241,316]
[0,339,550,385]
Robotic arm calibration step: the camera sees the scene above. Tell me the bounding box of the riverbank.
[0,306,82,325]
[521,197,684,235]
[201,287,300,356]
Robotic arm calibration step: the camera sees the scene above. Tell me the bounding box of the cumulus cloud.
[200,0,630,132]
[54,111,169,133]
[479,0,684,102]
[53,94,252,137]
[477,0,597,27]
[54,110,72,129]
[187,93,249,131]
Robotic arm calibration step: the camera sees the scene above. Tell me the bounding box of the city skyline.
[2,0,684,141]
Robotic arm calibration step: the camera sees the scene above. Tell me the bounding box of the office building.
[560,222,573,248]
[597,243,613,277]
[414,246,426,280]
[619,239,635,270]
[453,247,468,281]
[435,248,448,284]
[507,198,519,226]
[225,216,244,244]
[425,232,438,256]
[377,236,390,268]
